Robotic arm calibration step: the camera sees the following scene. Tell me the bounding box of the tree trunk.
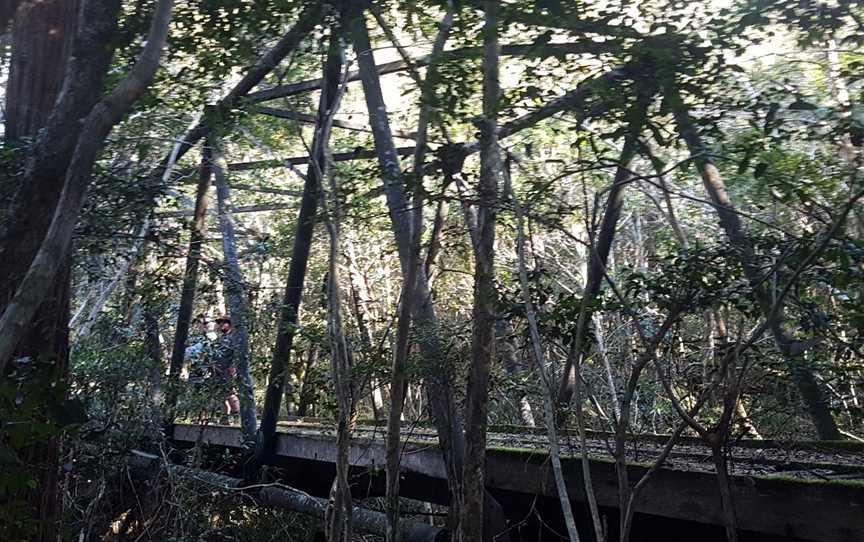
[512,183,583,542]
[349,4,466,529]
[0,3,125,540]
[129,452,442,541]
[0,0,174,368]
[711,442,739,542]
[4,0,78,139]
[664,84,842,440]
[304,34,354,539]
[0,0,88,375]
[383,4,456,537]
[556,100,647,406]
[168,147,214,384]
[460,1,500,539]
[0,0,118,259]
[210,131,258,443]
[255,26,345,462]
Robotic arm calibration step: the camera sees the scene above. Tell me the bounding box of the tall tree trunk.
[0,0,118,257]
[301,35,354,540]
[556,97,648,406]
[460,1,500,539]
[255,26,345,462]
[383,4,455,538]
[348,5,467,531]
[711,441,739,542]
[0,0,87,373]
[0,0,174,368]
[168,147,214,386]
[0,3,121,540]
[210,131,258,443]
[4,0,78,139]
[664,84,842,440]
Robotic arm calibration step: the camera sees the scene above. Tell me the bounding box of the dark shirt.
[210,332,235,381]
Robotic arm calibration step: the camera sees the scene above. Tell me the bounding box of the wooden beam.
[230,183,303,197]
[246,42,623,103]
[228,145,416,172]
[155,203,295,219]
[252,106,418,141]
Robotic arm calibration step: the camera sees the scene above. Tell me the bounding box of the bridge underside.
[170,424,864,542]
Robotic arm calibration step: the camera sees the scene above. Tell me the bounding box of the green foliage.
[0,359,86,541]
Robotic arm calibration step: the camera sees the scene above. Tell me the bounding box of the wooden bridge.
[168,421,864,542]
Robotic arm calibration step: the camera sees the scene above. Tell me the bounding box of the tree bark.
[460,1,500,539]
[664,84,842,440]
[349,5,467,529]
[4,0,78,139]
[0,0,114,372]
[255,27,345,462]
[0,0,174,370]
[0,3,154,539]
[168,147,214,385]
[303,34,354,540]
[210,131,258,443]
[382,4,456,538]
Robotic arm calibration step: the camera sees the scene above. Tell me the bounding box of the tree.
[460,0,501,539]
[210,129,258,441]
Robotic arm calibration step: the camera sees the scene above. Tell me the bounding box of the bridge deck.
[170,422,864,542]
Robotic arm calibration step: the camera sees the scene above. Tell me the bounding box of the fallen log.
[129,450,445,542]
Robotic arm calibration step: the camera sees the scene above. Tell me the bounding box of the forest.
[1,0,863,541]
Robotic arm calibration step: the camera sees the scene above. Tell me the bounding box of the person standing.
[211,314,240,421]
[185,314,215,383]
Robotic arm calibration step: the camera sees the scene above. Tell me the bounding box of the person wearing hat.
[210,314,240,421]
[185,314,216,383]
